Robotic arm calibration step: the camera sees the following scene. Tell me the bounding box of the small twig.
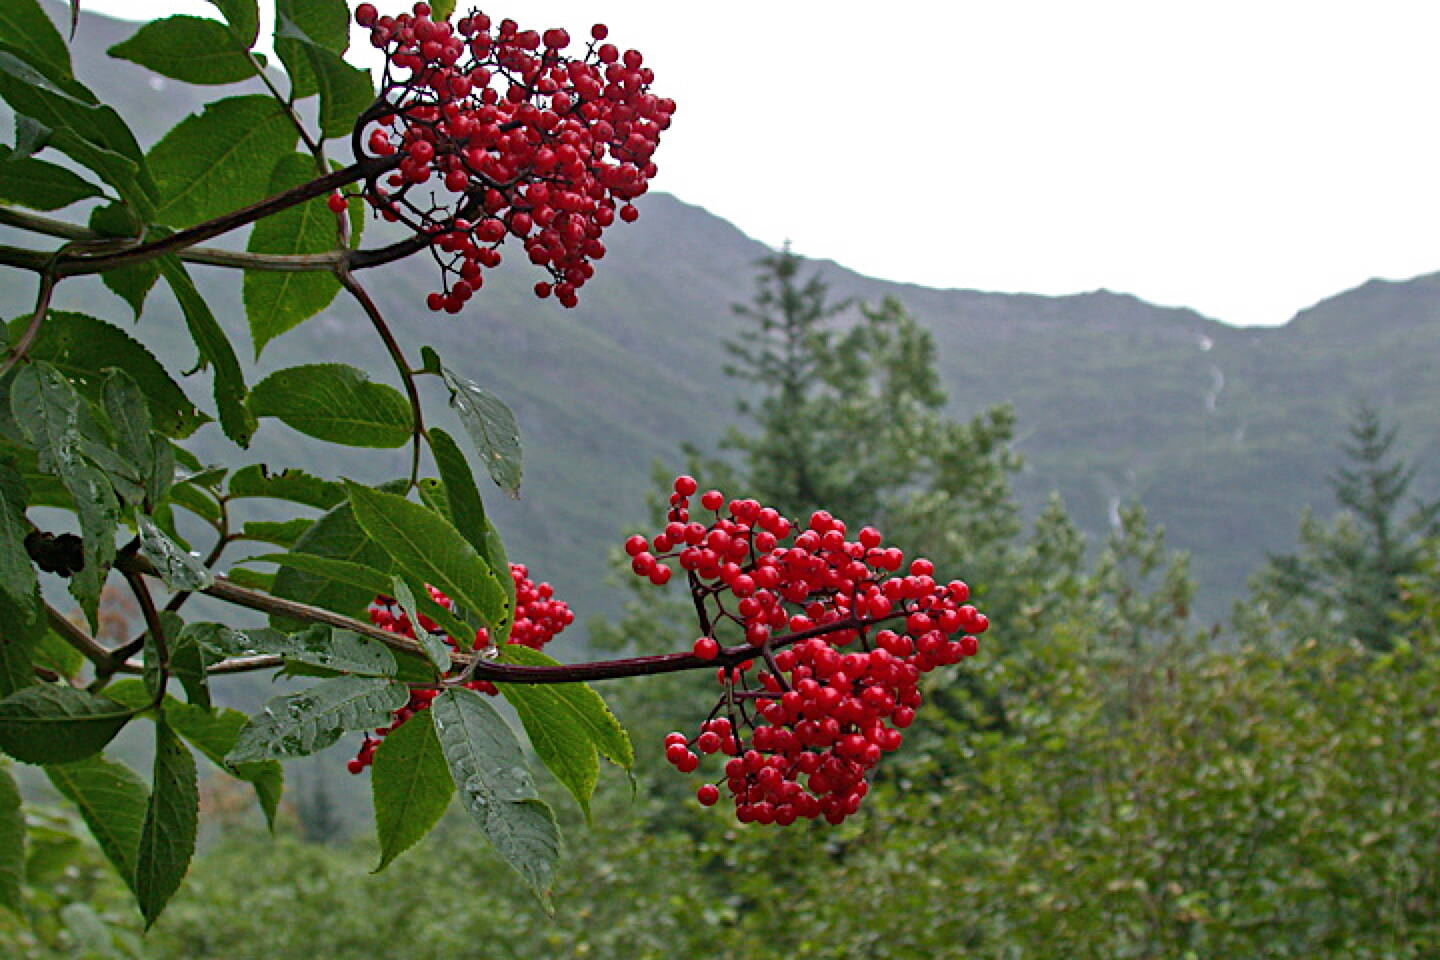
[44,603,119,670]
[206,654,285,675]
[123,567,169,705]
[0,266,58,377]
[336,264,425,486]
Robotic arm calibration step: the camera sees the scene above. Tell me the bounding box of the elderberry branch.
[44,602,138,675]
[122,566,169,706]
[0,263,59,377]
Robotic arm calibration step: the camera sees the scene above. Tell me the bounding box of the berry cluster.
[347,563,574,773]
[354,2,672,310]
[636,476,988,824]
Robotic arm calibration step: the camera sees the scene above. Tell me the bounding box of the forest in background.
[5,252,1437,959]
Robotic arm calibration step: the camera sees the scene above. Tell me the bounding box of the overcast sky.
[84,0,1440,327]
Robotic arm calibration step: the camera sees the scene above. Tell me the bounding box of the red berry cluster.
[347,563,574,773]
[635,476,989,824]
[353,2,672,311]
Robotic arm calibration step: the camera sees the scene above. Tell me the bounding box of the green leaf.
[141,610,185,704]
[274,0,350,99]
[244,150,348,353]
[499,683,598,822]
[346,482,511,637]
[167,622,210,710]
[248,363,411,448]
[206,0,260,48]
[109,16,257,86]
[135,716,198,928]
[30,628,83,683]
[499,646,634,771]
[0,685,132,764]
[390,577,450,674]
[239,518,313,547]
[0,590,41,697]
[295,40,373,139]
[165,700,282,829]
[102,369,152,477]
[244,551,391,595]
[167,480,221,523]
[371,709,452,872]
[192,622,397,677]
[223,567,273,591]
[0,49,153,217]
[430,0,457,22]
[430,688,559,902]
[227,464,342,509]
[428,426,492,562]
[227,675,407,763]
[0,765,22,915]
[441,365,523,498]
[148,94,294,228]
[270,498,394,626]
[0,459,39,614]
[397,577,475,658]
[0,145,100,209]
[46,754,148,899]
[102,260,161,320]
[138,514,212,592]
[9,363,120,626]
[0,0,71,81]
[11,311,206,439]
[157,256,253,447]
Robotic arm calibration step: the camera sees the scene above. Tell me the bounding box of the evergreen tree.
[1244,403,1440,650]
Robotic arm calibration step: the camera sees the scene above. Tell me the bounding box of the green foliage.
[228,676,409,764]
[431,688,561,902]
[134,718,197,928]
[248,363,412,448]
[1243,403,1440,650]
[370,709,452,872]
[108,17,259,87]
[243,154,346,353]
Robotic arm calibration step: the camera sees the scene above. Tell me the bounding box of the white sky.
[84,0,1440,327]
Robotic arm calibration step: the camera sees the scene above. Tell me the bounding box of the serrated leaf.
[148,94,294,228]
[167,480,221,523]
[191,622,396,677]
[0,459,39,614]
[245,551,391,595]
[499,646,635,771]
[227,675,407,763]
[391,577,449,673]
[135,716,198,928]
[9,363,120,625]
[248,363,411,447]
[139,514,213,591]
[428,426,492,563]
[346,482,511,637]
[165,700,282,829]
[244,162,345,354]
[157,256,253,447]
[499,683,598,822]
[270,498,394,626]
[142,610,184,704]
[102,368,153,479]
[102,260,161,320]
[227,464,342,508]
[430,0,457,22]
[441,365,522,497]
[0,145,101,209]
[206,0,260,48]
[399,578,475,659]
[223,567,273,591]
[0,765,22,914]
[430,688,559,901]
[0,49,153,217]
[0,685,132,764]
[0,590,41,697]
[239,518,313,547]
[274,0,350,99]
[109,16,257,86]
[372,709,451,872]
[46,754,148,898]
[167,621,210,710]
[296,39,373,139]
[0,0,71,81]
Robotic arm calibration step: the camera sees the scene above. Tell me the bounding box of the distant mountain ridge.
[3,2,1437,627]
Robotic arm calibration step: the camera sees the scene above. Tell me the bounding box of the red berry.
[697,783,719,806]
[327,192,347,213]
[693,636,720,660]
